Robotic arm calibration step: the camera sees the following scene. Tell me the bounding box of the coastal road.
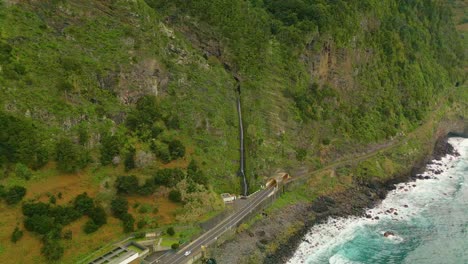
[147,187,276,264]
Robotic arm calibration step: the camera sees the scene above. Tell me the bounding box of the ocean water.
[287,137,468,264]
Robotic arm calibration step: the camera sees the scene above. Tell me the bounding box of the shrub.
[167,227,175,236]
[154,168,185,187]
[150,141,171,163]
[138,204,151,214]
[137,219,147,229]
[100,134,120,165]
[124,147,136,171]
[49,195,56,204]
[168,139,185,159]
[296,148,307,161]
[49,205,81,225]
[89,205,107,226]
[11,226,23,243]
[55,138,87,173]
[171,243,179,250]
[115,175,139,194]
[138,179,155,196]
[22,202,50,217]
[187,159,208,186]
[63,230,72,240]
[134,231,146,238]
[121,213,135,233]
[73,192,94,215]
[111,197,128,219]
[15,163,32,180]
[83,220,99,234]
[24,215,55,234]
[41,239,64,261]
[168,190,182,203]
[5,185,26,205]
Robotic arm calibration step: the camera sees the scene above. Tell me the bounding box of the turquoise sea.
[288,138,468,264]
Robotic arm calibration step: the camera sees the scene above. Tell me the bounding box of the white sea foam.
[287,137,467,264]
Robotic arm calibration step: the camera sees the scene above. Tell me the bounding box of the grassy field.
[0,164,182,264]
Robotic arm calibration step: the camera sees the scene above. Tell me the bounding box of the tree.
[171,243,179,250]
[49,195,56,204]
[55,138,83,173]
[138,179,155,196]
[167,227,175,236]
[150,141,171,163]
[41,239,64,261]
[4,185,26,205]
[187,159,208,186]
[73,192,94,215]
[89,205,107,226]
[137,219,147,229]
[100,134,120,165]
[168,139,185,159]
[121,213,135,233]
[15,163,32,180]
[24,215,55,234]
[168,190,182,203]
[111,197,128,219]
[11,226,23,243]
[83,220,99,234]
[124,147,136,171]
[115,175,139,194]
[154,168,185,187]
[22,202,50,217]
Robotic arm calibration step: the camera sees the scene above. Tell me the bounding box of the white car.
[184,250,191,256]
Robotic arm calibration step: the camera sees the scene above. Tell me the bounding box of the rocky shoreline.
[262,135,460,264]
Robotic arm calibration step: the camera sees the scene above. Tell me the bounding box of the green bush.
[15,163,32,180]
[55,138,88,173]
[41,239,64,261]
[111,197,128,219]
[154,168,185,187]
[121,213,135,233]
[187,159,208,186]
[168,190,182,203]
[24,215,55,235]
[137,219,147,229]
[73,192,94,215]
[295,148,307,162]
[171,243,179,250]
[11,226,23,243]
[22,202,50,217]
[168,139,185,159]
[89,205,107,226]
[150,141,171,163]
[124,147,136,171]
[83,220,99,234]
[100,134,120,165]
[115,175,139,194]
[167,227,175,236]
[4,185,26,205]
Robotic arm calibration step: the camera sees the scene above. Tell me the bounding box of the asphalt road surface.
[147,187,275,264]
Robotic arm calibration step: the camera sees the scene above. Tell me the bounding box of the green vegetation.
[0,0,464,262]
[10,227,23,243]
[21,192,107,261]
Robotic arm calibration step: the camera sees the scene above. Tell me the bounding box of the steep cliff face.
[0,1,466,263]
[0,0,464,192]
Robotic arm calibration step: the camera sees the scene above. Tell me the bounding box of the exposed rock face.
[384,231,395,237]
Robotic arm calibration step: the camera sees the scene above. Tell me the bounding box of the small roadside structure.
[221,193,236,203]
[88,241,149,264]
